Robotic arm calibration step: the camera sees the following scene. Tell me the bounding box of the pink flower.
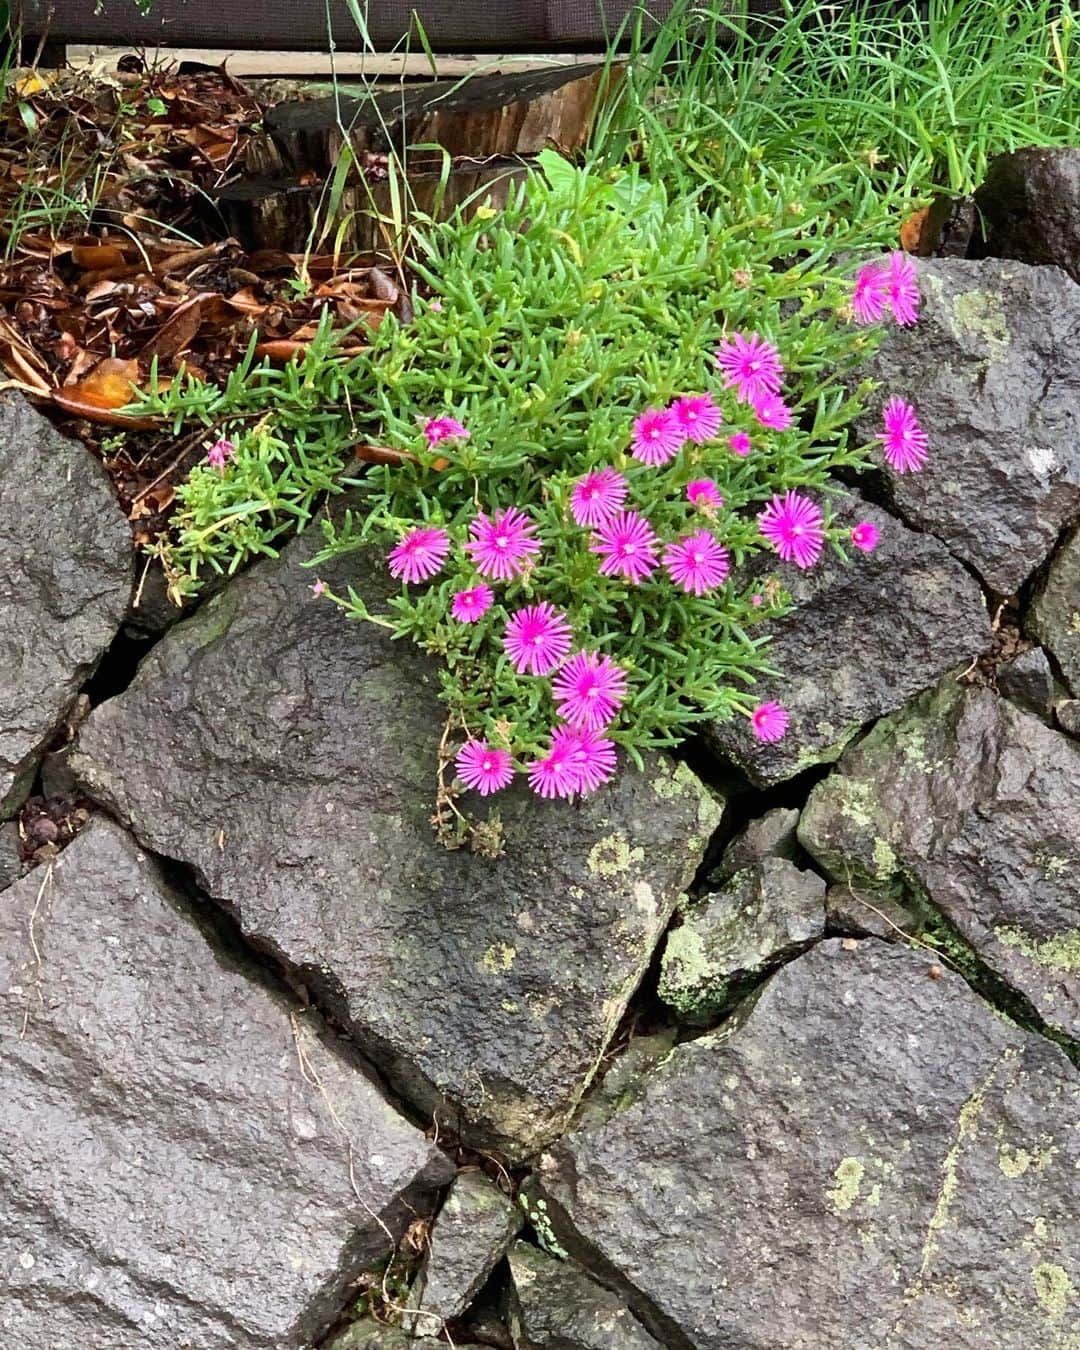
[758,491,825,570]
[631,407,683,466]
[569,729,617,795]
[750,593,763,607]
[715,332,784,403]
[671,394,722,445]
[852,263,889,325]
[456,740,514,796]
[423,415,469,447]
[451,584,494,623]
[428,299,443,312]
[552,651,628,731]
[504,602,572,676]
[729,430,752,457]
[751,392,793,432]
[310,579,326,598]
[751,701,789,743]
[527,725,584,800]
[388,525,451,584]
[851,521,880,553]
[465,506,541,580]
[590,510,660,584]
[686,479,723,514]
[663,530,731,596]
[888,251,920,326]
[570,467,628,528]
[878,397,929,473]
[207,438,235,469]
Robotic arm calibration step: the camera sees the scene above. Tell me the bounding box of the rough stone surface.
[856,257,1080,594]
[71,526,721,1161]
[0,818,452,1349]
[0,819,21,890]
[0,395,131,818]
[975,146,1080,283]
[714,806,800,882]
[1031,525,1080,695]
[404,1169,521,1336]
[325,1326,445,1350]
[706,496,988,785]
[659,858,826,1023]
[1057,699,1080,738]
[507,1242,662,1350]
[996,646,1055,722]
[800,681,1080,1041]
[536,941,1080,1350]
[824,883,918,941]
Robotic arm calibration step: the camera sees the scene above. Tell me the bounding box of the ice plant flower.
[552,651,628,731]
[631,407,683,466]
[527,725,584,800]
[878,397,929,473]
[455,740,514,796]
[423,415,469,447]
[729,430,752,457]
[751,700,789,743]
[663,530,731,596]
[887,251,920,326]
[504,602,572,676]
[570,467,628,527]
[750,593,764,607]
[750,391,793,432]
[686,479,723,514]
[851,521,880,553]
[428,299,443,312]
[715,332,784,403]
[671,393,722,445]
[758,491,825,570]
[451,584,494,623]
[465,506,541,580]
[852,263,889,325]
[388,525,451,584]
[568,729,617,795]
[590,509,660,584]
[206,438,234,469]
[310,579,325,598]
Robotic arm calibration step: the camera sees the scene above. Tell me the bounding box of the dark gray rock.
[800,681,1080,1040]
[659,858,826,1023]
[975,146,1080,282]
[856,257,1080,594]
[1056,699,1080,738]
[404,1169,521,1336]
[507,1242,662,1350]
[1031,525,1080,694]
[325,1326,445,1350]
[921,192,977,258]
[71,526,721,1161]
[0,818,452,1349]
[0,395,131,818]
[996,646,1055,722]
[825,883,918,940]
[534,941,1079,1350]
[706,495,987,785]
[0,819,21,890]
[714,806,800,882]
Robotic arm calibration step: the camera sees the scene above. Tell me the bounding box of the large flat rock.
[534,941,1079,1350]
[71,527,721,1160]
[0,395,131,817]
[0,819,451,1349]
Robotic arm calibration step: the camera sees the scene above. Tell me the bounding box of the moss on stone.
[995,925,1080,974]
[826,1156,864,1213]
[1032,1263,1073,1323]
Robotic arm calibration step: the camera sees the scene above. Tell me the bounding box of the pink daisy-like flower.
[590,509,660,585]
[631,407,683,466]
[878,396,929,473]
[451,584,494,623]
[527,725,584,800]
[888,251,920,326]
[428,299,443,313]
[552,651,628,731]
[750,593,763,607]
[569,729,617,795]
[852,263,889,325]
[663,530,731,596]
[686,479,724,514]
[465,506,541,580]
[751,701,789,743]
[851,521,880,553]
[388,525,451,584]
[310,579,326,598]
[715,332,784,403]
[729,430,752,457]
[423,415,469,447]
[207,438,235,469]
[570,467,628,528]
[758,491,825,570]
[504,602,572,677]
[671,393,722,445]
[456,740,514,796]
[751,391,794,432]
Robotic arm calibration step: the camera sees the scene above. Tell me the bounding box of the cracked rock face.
[507,1242,663,1349]
[1031,525,1080,695]
[71,524,721,1160]
[974,146,1080,283]
[799,680,1080,1041]
[0,818,452,1349]
[536,941,1079,1350]
[856,257,1080,595]
[0,395,131,818]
